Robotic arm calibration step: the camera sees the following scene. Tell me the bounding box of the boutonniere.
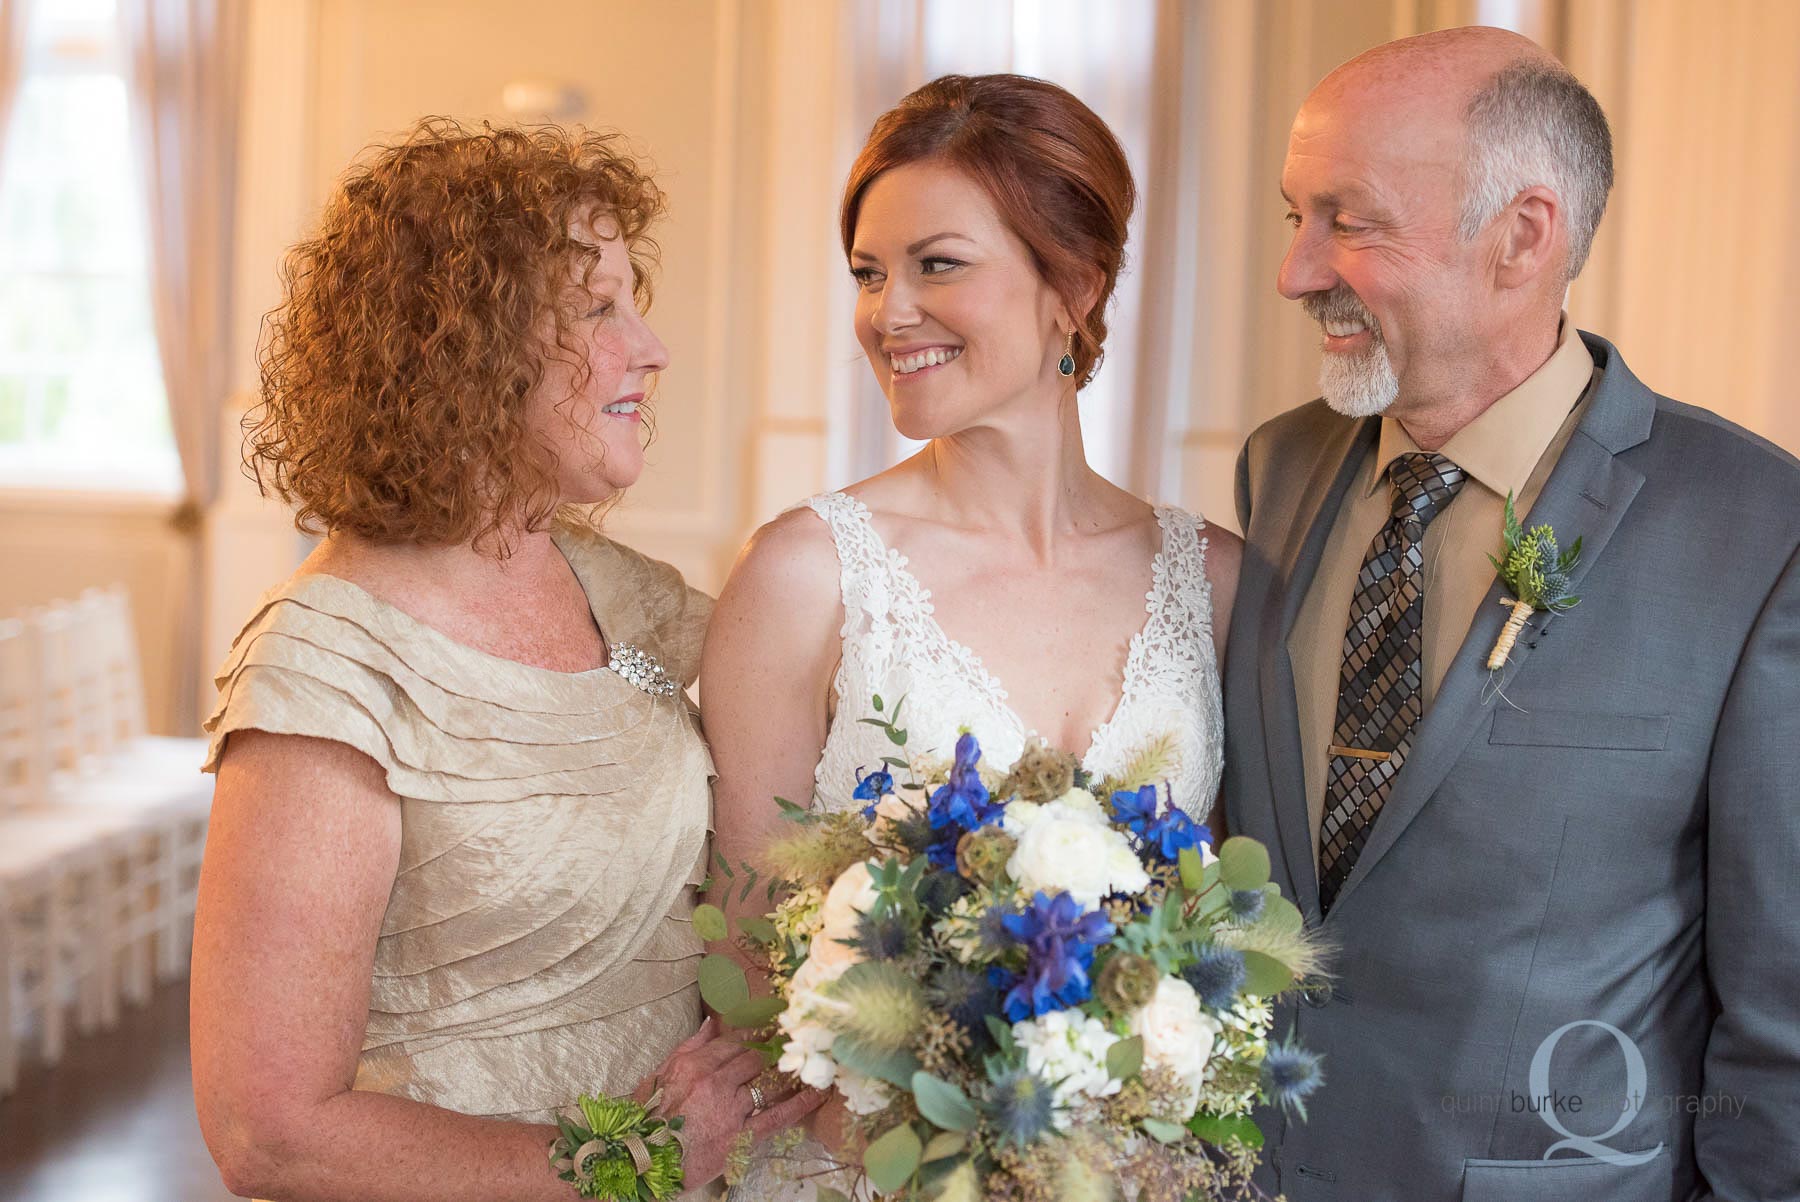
[1486,492,1582,670]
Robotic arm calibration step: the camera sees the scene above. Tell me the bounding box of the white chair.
[0,812,142,1095]
[0,616,40,814]
[50,589,213,981]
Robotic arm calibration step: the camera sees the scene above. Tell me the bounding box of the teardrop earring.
[1057,332,1076,378]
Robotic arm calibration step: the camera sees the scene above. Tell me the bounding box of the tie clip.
[1329,744,1392,762]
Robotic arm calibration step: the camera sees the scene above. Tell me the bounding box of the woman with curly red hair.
[191,119,819,1201]
[704,75,1242,1196]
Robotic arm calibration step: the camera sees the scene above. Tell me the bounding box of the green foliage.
[1188,1112,1265,1150]
[864,1123,924,1192]
[1488,491,1583,612]
[1217,838,1271,891]
[697,954,749,1013]
[691,904,728,943]
[1106,1035,1144,1081]
[912,1071,980,1132]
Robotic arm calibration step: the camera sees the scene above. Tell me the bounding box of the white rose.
[1002,800,1044,836]
[1129,976,1224,1117]
[1007,808,1151,910]
[1051,787,1107,824]
[810,862,879,971]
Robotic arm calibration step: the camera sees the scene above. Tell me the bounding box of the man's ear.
[1493,185,1562,291]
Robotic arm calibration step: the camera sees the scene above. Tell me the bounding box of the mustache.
[1301,285,1382,337]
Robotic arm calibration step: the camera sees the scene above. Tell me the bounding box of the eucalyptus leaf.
[691,904,728,943]
[737,915,779,944]
[1240,949,1296,996]
[921,1130,968,1162]
[1218,837,1271,890]
[1255,889,1304,936]
[697,954,749,1012]
[833,1034,921,1089]
[864,1123,923,1192]
[1106,1035,1144,1081]
[912,1071,979,1132]
[1188,1113,1264,1149]
[720,996,786,1029]
[1141,1116,1187,1143]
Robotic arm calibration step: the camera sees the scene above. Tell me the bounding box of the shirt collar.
[1366,316,1593,500]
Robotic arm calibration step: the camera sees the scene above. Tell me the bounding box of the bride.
[701,73,1240,1197]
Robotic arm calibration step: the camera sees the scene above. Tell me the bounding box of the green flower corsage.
[548,1090,685,1201]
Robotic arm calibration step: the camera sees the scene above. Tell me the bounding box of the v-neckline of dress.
[841,494,1172,766]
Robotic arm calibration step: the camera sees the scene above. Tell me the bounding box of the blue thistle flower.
[1226,889,1266,923]
[1181,945,1248,1011]
[998,891,1115,1020]
[985,1065,1058,1148]
[928,962,1001,1045]
[1262,1039,1324,1120]
[851,908,915,960]
[854,766,895,818]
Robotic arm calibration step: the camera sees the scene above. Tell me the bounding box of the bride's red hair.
[840,74,1137,388]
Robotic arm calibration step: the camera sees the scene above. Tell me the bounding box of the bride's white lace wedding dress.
[731,490,1225,1200]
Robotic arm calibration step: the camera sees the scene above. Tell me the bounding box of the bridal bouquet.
[696,701,1324,1201]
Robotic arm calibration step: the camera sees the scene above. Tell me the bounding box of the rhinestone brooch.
[606,642,679,697]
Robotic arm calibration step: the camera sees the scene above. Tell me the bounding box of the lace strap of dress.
[800,492,898,629]
[1153,505,1215,645]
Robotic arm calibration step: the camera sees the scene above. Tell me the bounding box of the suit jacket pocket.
[1462,1148,1671,1202]
[1488,709,1670,751]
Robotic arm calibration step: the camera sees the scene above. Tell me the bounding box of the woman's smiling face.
[849,159,1071,442]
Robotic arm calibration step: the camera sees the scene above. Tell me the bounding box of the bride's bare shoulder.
[711,503,842,633]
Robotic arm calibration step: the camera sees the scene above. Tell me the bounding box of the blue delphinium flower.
[1110,785,1160,834]
[997,890,1115,1020]
[854,766,895,820]
[1149,809,1211,862]
[1110,785,1211,862]
[1262,1039,1325,1119]
[925,733,1004,867]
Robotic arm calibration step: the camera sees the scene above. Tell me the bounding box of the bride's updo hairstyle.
[840,74,1136,388]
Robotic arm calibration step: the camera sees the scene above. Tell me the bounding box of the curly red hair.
[246,117,665,552]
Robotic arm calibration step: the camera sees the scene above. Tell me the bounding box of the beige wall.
[6,0,1797,733]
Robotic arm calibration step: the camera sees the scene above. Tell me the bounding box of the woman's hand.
[642,1016,828,1184]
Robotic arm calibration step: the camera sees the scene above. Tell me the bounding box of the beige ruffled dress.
[202,523,715,1126]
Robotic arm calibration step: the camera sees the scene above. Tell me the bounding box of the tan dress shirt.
[1290,317,1599,864]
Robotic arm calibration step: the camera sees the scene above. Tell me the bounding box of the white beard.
[1319,338,1400,418]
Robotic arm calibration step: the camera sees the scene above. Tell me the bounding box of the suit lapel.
[1326,336,1654,912]
[1257,414,1376,924]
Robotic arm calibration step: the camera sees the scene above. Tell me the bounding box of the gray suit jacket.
[1225,333,1800,1202]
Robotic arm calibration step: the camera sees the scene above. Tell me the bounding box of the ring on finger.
[748,1083,768,1114]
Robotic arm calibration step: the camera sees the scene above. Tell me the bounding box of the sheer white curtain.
[117,0,245,726]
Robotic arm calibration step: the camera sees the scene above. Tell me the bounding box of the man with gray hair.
[1227,26,1799,1201]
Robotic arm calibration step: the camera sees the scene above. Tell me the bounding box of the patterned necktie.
[1318,451,1467,914]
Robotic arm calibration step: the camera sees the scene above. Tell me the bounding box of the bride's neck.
[920,392,1105,557]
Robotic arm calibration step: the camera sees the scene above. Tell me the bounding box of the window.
[0,0,176,493]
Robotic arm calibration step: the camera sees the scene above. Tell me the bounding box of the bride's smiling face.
[849,159,1071,441]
